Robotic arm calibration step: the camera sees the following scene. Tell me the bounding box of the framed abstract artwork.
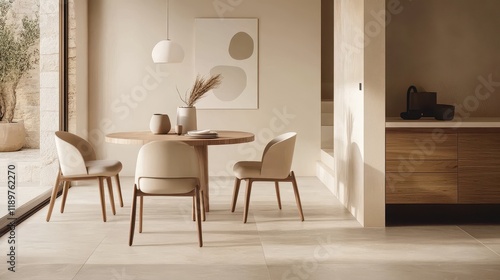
[194,18,258,109]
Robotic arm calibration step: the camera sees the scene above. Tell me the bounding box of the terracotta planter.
[0,121,26,152]
[176,107,197,133]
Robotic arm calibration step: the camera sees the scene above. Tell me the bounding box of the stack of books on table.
[186,130,218,139]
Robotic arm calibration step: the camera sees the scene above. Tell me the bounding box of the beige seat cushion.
[233,161,262,179]
[138,178,198,195]
[86,160,123,177]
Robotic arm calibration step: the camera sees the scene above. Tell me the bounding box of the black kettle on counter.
[400,85,437,120]
[400,85,455,121]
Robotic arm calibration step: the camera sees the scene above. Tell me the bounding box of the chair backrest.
[260,132,297,178]
[55,131,97,161]
[55,131,90,176]
[135,141,199,185]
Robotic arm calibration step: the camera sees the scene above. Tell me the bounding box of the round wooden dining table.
[105,130,255,212]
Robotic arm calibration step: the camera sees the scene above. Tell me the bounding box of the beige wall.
[363,0,386,227]
[386,0,500,117]
[334,0,385,227]
[322,0,334,101]
[334,0,365,224]
[88,0,321,177]
[74,0,88,135]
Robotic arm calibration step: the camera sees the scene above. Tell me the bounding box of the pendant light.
[151,0,184,63]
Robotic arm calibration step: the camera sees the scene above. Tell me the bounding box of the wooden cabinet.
[386,129,458,160]
[458,130,500,203]
[386,128,500,205]
[385,124,500,225]
[386,129,458,204]
[459,167,500,203]
[386,173,457,204]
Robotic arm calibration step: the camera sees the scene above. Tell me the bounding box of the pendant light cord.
[166,0,170,40]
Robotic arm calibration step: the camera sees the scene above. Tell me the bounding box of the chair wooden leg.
[275,181,282,210]
[46,172,62,222]
[191,192,206,222]
[98,177,107,222]
[115,174,124,207]
[243,179,253,223]
[290,172,304,221]
[201,190,206,222]
[192,196,196,221]
[106,177,116,215]
[60,181,70,213]
[195,187,203,247]
[129,186,138,246]
[231,178,241,212]
[139,196,144,233]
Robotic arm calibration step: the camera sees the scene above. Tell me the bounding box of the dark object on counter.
[434,104,455,120]
[400,85,437,120]
[400,110,422,120]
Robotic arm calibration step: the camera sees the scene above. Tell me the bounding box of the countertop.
[386,117,500,128]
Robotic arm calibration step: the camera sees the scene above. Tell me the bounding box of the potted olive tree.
[0,0,39,152]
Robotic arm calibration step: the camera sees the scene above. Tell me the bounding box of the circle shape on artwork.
[210,66,247,101]
[228,32,254,60]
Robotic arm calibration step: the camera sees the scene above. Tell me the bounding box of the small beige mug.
[175,124,183,135]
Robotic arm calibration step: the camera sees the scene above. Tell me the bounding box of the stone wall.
[39,0,60,187]
[9,0,74,151]
[9,0,40,148]
[68,0,77,132]
[39,0,76,187]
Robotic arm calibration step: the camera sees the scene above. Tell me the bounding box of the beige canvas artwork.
[194,18,258,109]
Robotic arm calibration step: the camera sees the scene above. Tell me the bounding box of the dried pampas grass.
[178,74,222,107]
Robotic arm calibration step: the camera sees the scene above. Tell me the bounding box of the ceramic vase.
[176,107,197,133]
[149,114,171,134]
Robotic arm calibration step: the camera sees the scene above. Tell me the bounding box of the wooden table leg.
[194,145,209,212]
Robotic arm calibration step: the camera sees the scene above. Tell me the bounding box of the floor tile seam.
[264,259,500,267]
[259,222,348,279]
[69,264,85,280]
[72,233,108,280]
[482,244,500,258]
[457,225,500,258]
[255,216,274,280]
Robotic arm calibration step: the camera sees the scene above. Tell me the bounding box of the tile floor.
[0,149,47,211]
[1,176,499,280]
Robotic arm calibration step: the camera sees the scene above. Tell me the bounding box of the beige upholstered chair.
[231,132,304,223]
[129,141,203,247]
[46,131,124,222]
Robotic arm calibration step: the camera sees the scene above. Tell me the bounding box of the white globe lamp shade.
[151,40,184,63]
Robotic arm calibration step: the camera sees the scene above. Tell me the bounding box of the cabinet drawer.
[386,160,457,173]
[386,172,457,204]
[458,132,500,166]
[458,167,500,204]
[386,129,457,160]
